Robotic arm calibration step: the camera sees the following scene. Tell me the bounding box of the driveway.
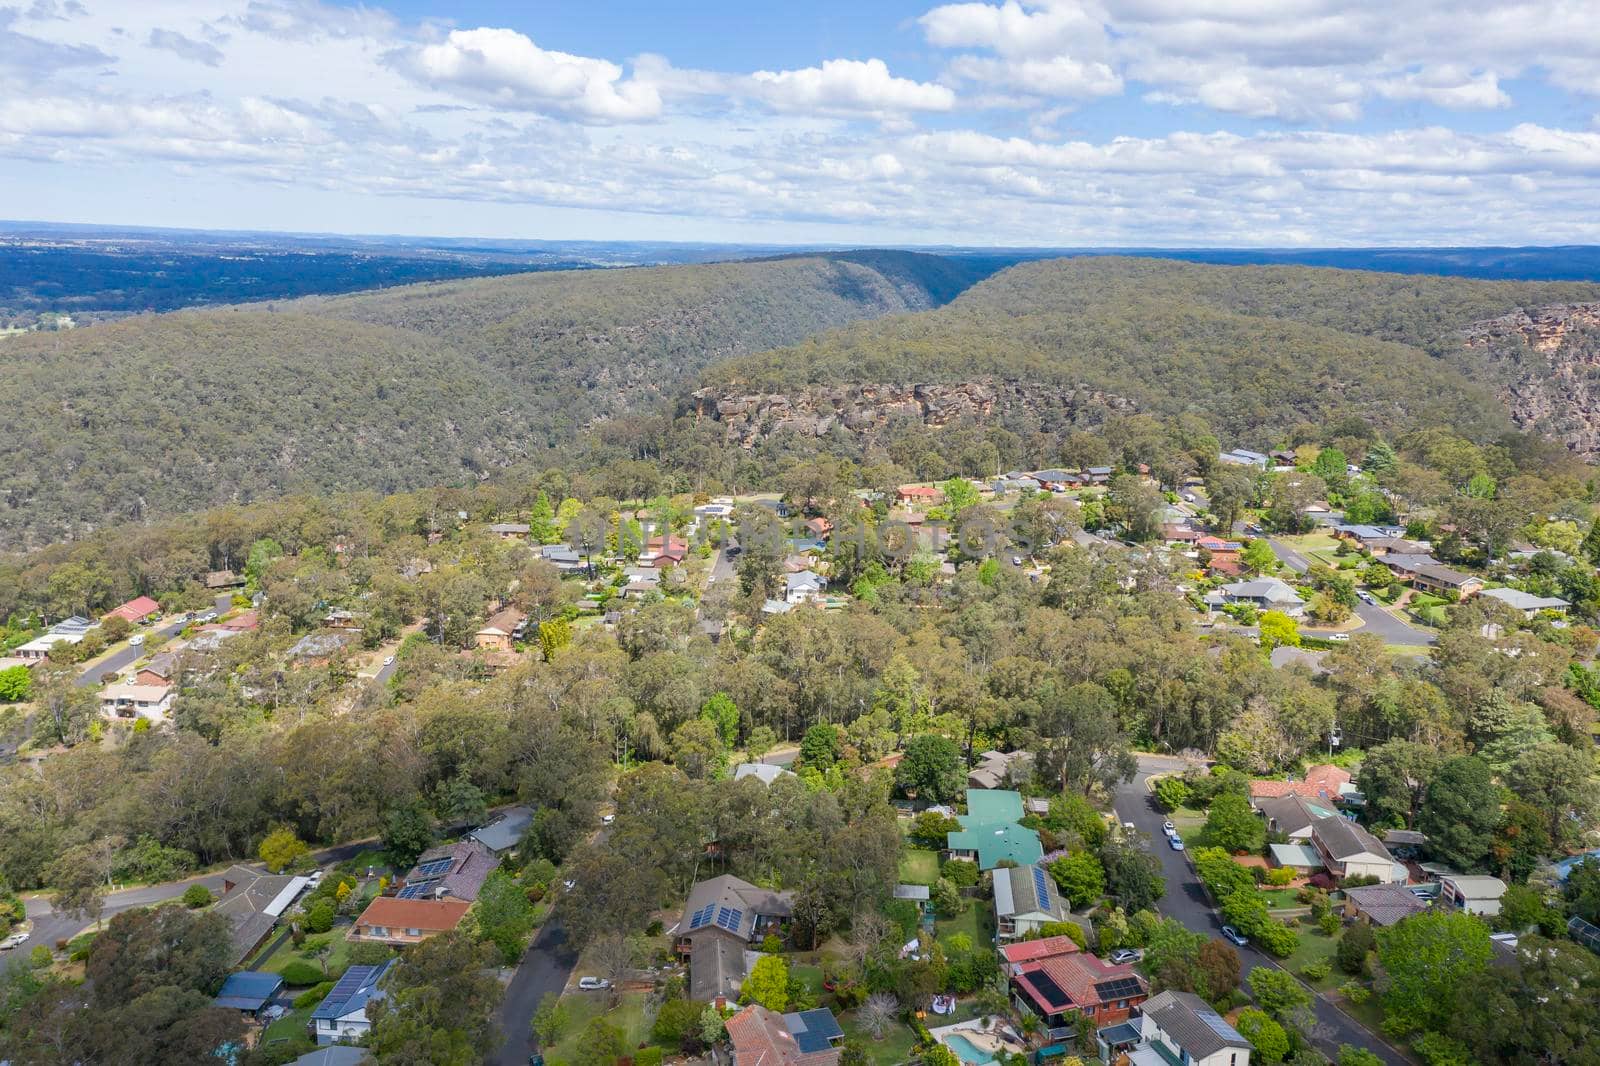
[493,919,578,1066]
[1113,757,1408,1066]
[4,872,228,973]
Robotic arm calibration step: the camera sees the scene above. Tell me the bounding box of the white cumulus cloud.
[748,58,955,116]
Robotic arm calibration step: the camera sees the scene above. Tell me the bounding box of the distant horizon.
[7,218,1600,256]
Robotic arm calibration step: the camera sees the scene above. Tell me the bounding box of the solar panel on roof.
[414,858,454,876]
[688,903,716,930]
[1025,968,1069,1008]
[397,883,434,899]
[715,905,744,932]
[1094,978,1143,1001]
[1196,1006,1243,1041]
[1031,867,1050,905]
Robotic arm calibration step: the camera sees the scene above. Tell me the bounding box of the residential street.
[4,873,228,973]
[73,593,236,688]
[1113,756,1408,1066]
[1267,537,1435,647]
[492,918,578,1066]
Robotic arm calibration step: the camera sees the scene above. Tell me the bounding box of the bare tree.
[859,993,899,1040]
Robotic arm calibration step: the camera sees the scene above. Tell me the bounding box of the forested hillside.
[700,257,1600,445]
[0,252,986,547]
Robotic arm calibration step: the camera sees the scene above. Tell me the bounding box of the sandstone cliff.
[687,380,1134,447]
[1460,303,1600,457]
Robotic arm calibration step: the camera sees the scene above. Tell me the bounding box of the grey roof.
[1480,587,1569,611]
[761,599,793,615]
[784,1009,844,1054]
[1256,794,1339,837]
[1269,647,1328,675]
[212,970,284,1011]
[287,630,358,659]
[676,874,793,940]
[290,1048,371,1066]
[1380,553,1438,574]
[1311,815,1394,862]
[893,884,931,901]
[400,838,499,902]
[994,864,1066,921]
[489,523,531,534]
[468,806,533,853]
[1344,884,1429,926]
[734,763,795,785]
[312,960,394,1022]
[786,571,826,594]
[689,934,747,1002]
[1220,577,1303,604]
[213,866,307,963]
[1383,829,1426,847]
[1441,874,1507,900]
[968,749,1033,790]
[1143,990,1250,1058]
[1412,563,1480,587]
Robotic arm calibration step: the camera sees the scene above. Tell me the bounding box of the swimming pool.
[943,1033,996,1065]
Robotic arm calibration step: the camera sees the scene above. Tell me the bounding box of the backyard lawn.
[1256,888,1303,909]
[899,849,940,886]
[249,929,358,982]
[1279,921,1341,991]
[547,991,654,1061]
[840,1012,918,1066]
[934,898,994,949]
[261,1005,313,1045]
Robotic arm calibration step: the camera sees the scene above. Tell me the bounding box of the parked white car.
[577,977,612,991]
[128,634,145,646]
[1,932,29,950]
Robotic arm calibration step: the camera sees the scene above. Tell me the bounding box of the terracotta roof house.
[1098,989,1251,1066]
[1408,564,1484,597]
[897,484,941,505]
[474,607,526,652]
[208,610,259,633]
[103,595,161,625]
[395,839,499,902]
[1248,763,1352,804]
[135,652,177,686]
[1342,884,1429,927]
[999,935,1080,974]
[644,536,689,567]
[946,789,1043,870]
[672,875,794,1003]
[1010,944,1148,1033]
[995,864,1069,941]
[1309,815,1405,883]
[726,1005,843,1066]
[204,569,245,590]
[350,896,470,945]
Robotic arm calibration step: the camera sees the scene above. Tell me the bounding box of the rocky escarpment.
[1460,303,1600,457]
[687,380,1135,447]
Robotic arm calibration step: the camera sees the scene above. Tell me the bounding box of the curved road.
[1267,537,1434,647]
[493,919,577,1066]
[3,873,228,973]
[1114,755,1408,1066]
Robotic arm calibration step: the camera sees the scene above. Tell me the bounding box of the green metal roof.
[947,789,1042,869]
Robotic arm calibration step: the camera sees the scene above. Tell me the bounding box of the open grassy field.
[547,990,654,1061]
[899,848,941,886]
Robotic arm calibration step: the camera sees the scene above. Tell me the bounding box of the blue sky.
[4,0,1600,246]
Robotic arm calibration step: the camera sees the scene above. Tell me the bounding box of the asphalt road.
[1113,756,1407,1066]
[74,593,236,688]
[493,919,578,1066]
[4,872,228,972]
[1266,538,1435,647]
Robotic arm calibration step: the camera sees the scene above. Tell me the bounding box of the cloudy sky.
[5,0,1600,246]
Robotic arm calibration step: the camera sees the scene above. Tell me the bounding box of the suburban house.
[673,875,795,1004]
[1162,525,1200,546]
[1248,763,1352,805]
[349,896,470,945]
[1253,794,1339,840]
[468,806,533,855]
[1341,884,1430,927]
[474,607,526,652]
[897,484,941,507]
[322,609,363,630]
[99,683,174,722]
[1218,448,1269,468]
[212,971,284,1016]
[1407,563,1484,598]
[286,631,359,665]
[135,653,177,686]
[1308,815,1405,883]
[103,595,161,625]
[1206,577,1306,618]
[312,960,395,1045]
[733,763,796,785]
[999,935,1079,976]
[214,866,311,964]
[994,863,1069,941]
[489,522,531,540]
[539,543,587,572]
[1097,989,1251,1066]
[785,571,827,605]
[204,569,245,590]
[725,1004,844,1066]
[16,630,84,661]
[803,517,833,539]
[1480,587,1570,617]
[209,610,260,633]
[395,839,498,902]
[1439,874,1508,917]
[946,789,1043,870]
[1009,940,1149,1033]
[967,749,1034,790]
[644,536,689,568]
[1267,842,1326,875]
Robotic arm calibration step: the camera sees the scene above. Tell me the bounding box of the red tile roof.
[726,1005,839,1066]
[1016,952,1146,1014]
[103,596,161,623]
[1249,763,1351,802]
[354,896,470,933]
[1000,936,1080,965]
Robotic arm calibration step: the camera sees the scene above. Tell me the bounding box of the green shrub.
[1301,960,1332,981]
[294,981,335,1009]
[940,858,979,888]
[1338,981,1370,1004]
[1263,867,1294,887]
[652,998,703,1049]
[635,1049,665,1066]
[303,899,335,934]
[28,945,52,969]
[1318,913,1342,937]
[280,960,327,986]
[182,884,213,909]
